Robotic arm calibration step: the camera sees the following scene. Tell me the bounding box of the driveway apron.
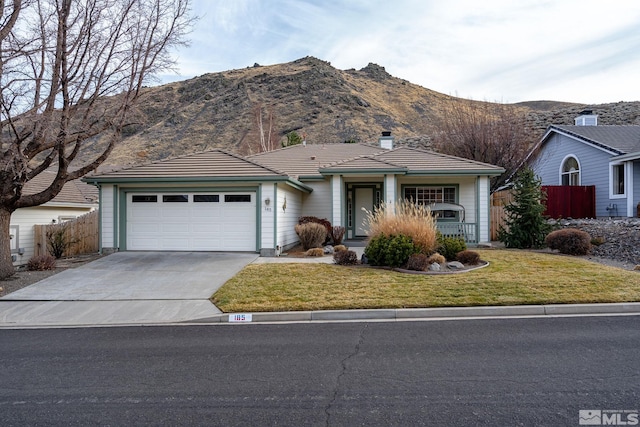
[0,252,258,327]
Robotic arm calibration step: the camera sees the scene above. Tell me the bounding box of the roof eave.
[406,169,505,176]
[319,168,407,175]
[610,151,640,162]
[83,176,290,184]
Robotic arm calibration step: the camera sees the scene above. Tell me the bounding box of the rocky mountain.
[98,56,640,166]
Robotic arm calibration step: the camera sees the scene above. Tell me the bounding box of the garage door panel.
[161,223,190,233]
[127,192,256,251]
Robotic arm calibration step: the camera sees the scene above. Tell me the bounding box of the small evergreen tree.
[498,167,551,249]
[282,131,303,147]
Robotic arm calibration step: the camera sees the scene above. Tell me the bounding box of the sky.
[160,0,640,105]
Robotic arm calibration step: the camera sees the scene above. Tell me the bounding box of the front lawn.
[211,249,640,313]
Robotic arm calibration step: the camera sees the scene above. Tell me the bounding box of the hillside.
[97,56,640,166]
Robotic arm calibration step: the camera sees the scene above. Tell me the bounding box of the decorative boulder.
[323,245,334,255]
[429,263,441,272]
[447,261,465,270]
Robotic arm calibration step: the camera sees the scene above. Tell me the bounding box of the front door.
[354,187,374,237]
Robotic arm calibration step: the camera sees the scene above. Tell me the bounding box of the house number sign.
[229,313,252,323]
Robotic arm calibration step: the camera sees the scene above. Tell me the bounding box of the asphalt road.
[2,316,639,426]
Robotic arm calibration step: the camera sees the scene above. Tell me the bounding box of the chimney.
[575,110,598,126]
[379,131,394,149]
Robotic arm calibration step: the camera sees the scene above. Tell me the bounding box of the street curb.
[187,302,640,324]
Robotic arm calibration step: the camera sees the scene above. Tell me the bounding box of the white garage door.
[126,192,256,251]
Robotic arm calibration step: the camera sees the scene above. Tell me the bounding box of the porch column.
[477,176,491,243]
[331,175,343,226]
[384,174,396,213]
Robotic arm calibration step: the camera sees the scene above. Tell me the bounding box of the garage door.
[126,192,256,251]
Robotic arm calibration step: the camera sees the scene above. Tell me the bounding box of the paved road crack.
[324,323,368,426]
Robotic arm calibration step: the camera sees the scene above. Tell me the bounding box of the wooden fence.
[542,185,596,219]
[34,210,99,257]
[490,189,512,241]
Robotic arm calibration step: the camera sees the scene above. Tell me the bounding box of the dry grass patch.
[212,249,640,313]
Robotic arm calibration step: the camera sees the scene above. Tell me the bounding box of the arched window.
[561,156,580,186]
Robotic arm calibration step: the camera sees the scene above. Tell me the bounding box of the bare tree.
[251,102,277,153]
[0,0,193,278]
[432,100,537,192]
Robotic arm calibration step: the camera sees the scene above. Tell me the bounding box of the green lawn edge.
[212,249,640,313]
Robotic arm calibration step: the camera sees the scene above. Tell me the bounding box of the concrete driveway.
[0,252,258,327]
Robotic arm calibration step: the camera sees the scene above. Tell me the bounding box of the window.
[194,195,219,203]
[561,156,580,186]
[225,194,251,202]
[132,195,157,203]
[404,186,458,219]
[162,195,188,202]
[612,164,625,195]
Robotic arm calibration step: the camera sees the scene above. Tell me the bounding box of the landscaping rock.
[429,263,441,272]
[447,261,465,270]
[552,218,640,265]
[323,245,334,255]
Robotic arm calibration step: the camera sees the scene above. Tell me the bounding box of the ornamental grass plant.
[364,199,438,254]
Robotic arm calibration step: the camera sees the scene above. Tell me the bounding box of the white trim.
[627,162,634,218]
[558,154,581,186]
[609,161,627,200]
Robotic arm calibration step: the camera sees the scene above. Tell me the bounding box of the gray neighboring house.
[531,111,640,218]
[85,134,504,256]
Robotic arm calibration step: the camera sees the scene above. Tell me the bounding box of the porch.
[345,222,479,245]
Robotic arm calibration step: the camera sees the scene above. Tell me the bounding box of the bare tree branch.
[0,0,194,277]
[432,100,536,192]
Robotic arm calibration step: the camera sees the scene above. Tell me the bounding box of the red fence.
[542,185,596,219]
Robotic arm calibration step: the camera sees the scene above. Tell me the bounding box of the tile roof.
[248,143,385,177]
[86,143,505,184]
[374,147,504,174]
[550,125,640,154]
[24,171,97,206]
[87,149,288,180]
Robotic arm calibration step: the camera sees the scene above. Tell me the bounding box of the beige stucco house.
[85,135,504,256]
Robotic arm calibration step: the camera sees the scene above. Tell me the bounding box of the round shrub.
[364,234,419,267]
[406,253,429,271]
[27,254,57,271]
[427,252,446,265]
[437,235,467,261]
[456,250,481,265]
[333,249,358,265]
[295,222,327,250]
[333,244,347,253]
[545,228,592,256]
[305,247,324,257]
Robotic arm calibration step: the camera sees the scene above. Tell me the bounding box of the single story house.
[84,135,504,255]
[10,171,98,265]
[530,111,640,218]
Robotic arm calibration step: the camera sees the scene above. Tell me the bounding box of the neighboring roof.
[24,171,98,206]
[247,143,385,177]
[545,125,640,155]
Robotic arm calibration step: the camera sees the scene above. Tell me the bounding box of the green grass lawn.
[211,249,640,313]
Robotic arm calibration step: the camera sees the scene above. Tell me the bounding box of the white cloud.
[162,0,640,104]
